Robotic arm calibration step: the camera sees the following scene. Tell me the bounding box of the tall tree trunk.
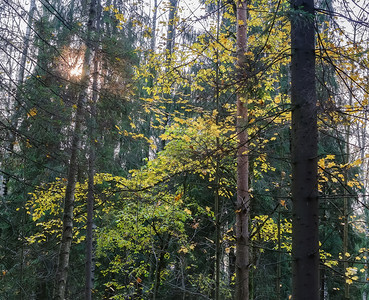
[343,115,350,300]
[54,0,99,298]
[18,0,36,85]
[160,0,178,151]
[277,207,281,300]
[235,0,249,299]
[214,159,221,300]
[361,83,369,300]
[291,1,319,299]
[14,3,36,296]
[4,0,36,196]
[85,1,101,298]
[165,0,178,65]
[153,239,168,300]
[150,0,158,52]
[53,84,85,300]
[85,69,97,300]
[85,50,98,300]
[214,2,221,299]
[343,27,356,299]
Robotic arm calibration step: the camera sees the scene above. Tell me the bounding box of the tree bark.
[54,0,99,298]
[235,1,249,299]
[150,0,158,52]
[160,0,178,151]
[153,238,168,300]
[54,88,85,300]
[214,2,221,299]
[85,1,101,298]
[291,1,319,299]
[17,0,35,85]
[4,0,36,196]
[165,0,178,65]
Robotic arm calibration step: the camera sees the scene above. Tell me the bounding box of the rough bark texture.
[53,94,84,300]
[85,137,96,300]
[85,1,101,299]
[235,1,249,299]
[54,0,98,298]
[291,0,319,299]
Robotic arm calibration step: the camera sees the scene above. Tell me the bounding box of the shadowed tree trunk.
[3,0,36,196]
[85,1,101,298]
[150,0,158,52]
[53,72,85,300]
[160,0,178,151]
[291,0,319,299]
[53,0,99,299]
[165,0,178,64]
[18,0,35,85]
[235,0,249,299]
[214,1,221,299]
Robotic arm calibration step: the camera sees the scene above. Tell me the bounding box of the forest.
[1,0,369,299]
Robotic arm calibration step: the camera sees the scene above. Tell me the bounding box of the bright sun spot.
[70,63,83,77]
[69,56,84,78]
[59,44,85,79]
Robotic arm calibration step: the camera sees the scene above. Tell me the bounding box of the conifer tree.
[290,0,319,298]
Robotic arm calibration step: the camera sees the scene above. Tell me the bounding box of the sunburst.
[69,62,83,78]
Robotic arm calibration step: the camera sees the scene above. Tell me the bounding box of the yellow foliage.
[27,107,37,117]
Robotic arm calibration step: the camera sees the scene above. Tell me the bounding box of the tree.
[54,0,100,298]
[290,0,319,299]
[235,0,250,299]
[85,1,102,298]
